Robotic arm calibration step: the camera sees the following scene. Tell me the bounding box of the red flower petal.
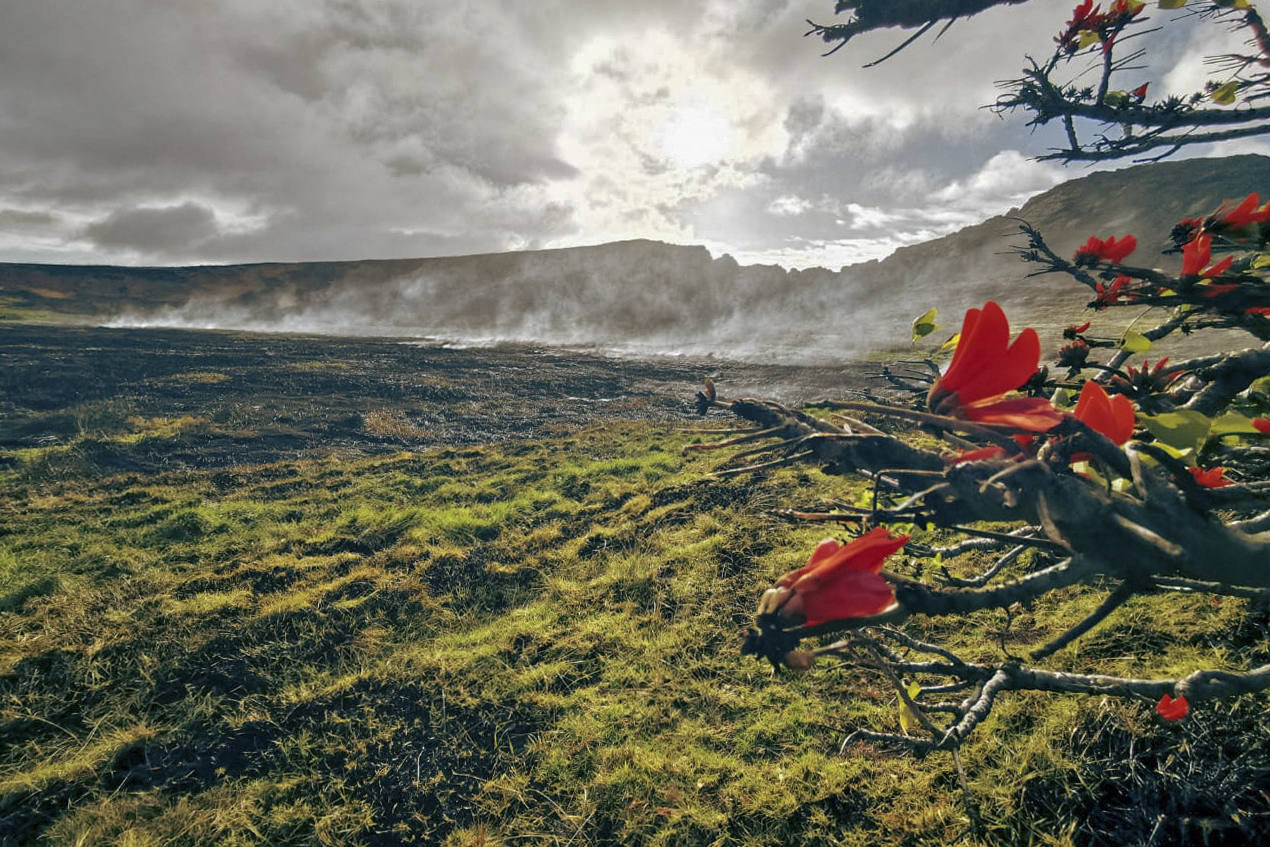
[933,302,1041,410]
[1074,380,1135,444]
[963,396,1066,432]
[1189,466,1231,488]
[1222,193,1262,229]
[1182,233,1212,276]
[1253,418,1270,434]
[776,528,909,626]
[937,304,999,398]
[1156,693,1189,722]
[1204,256,1234,278]
[799,570,896,626]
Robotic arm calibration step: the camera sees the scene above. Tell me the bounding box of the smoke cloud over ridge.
[102,240,900,364]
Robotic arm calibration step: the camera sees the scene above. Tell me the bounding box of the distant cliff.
[2,154,1268,362]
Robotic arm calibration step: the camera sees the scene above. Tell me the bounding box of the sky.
[0,0,1265,271]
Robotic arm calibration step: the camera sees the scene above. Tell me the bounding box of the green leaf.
[1210,413,1261,436]
[898,680,922,734]
[1141,442,1195,464]
[1119,330,1152,354]
[1071,460,1109,487]
[1140,410,1212,454]
[1212,80,1239,105]
[939,332,961,353]
[1246,375,1270,404]
[911,308,940,342]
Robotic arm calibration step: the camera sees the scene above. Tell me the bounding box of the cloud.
[79,202,224,257]
[768,195,814,217]
[0,1,1260,270]
[0,208,58,230]
[932,151,1066,216]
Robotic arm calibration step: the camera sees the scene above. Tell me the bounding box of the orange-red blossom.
[1156,693,1189,722]
[1182,232,1234,279]
[1073,380,1135,445]
[1075,234,1138,264]
[1190,466,1232,488]
[764,528,909,627]
[928,301,1064,432]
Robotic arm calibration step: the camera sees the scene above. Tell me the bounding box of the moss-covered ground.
[2,325,1268,846]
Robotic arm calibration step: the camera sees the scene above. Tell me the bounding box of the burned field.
[0,324,878,477]
[0,324,706,475]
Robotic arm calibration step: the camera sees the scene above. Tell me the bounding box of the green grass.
[1,422,1267,845]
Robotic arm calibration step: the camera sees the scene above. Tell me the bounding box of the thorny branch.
[809,1,1270,162]
[707,327,1270,749]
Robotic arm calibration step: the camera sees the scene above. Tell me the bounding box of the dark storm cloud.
[0,209,58,230]
[80,202,222,254]
[0,0,584,262]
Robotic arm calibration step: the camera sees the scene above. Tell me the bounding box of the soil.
[0,324,874,472]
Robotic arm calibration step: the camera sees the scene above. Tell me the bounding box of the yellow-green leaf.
[898,680,922,734]
[1212,80,1239,105]
[1077,29,1101,49]
[1210,413,1261,436]
[1119,330,1153,353]
[1140,410,1212,454]
[1071,460,1109,487]
[1103,90,1128,107]
[912,307,940,341]
[939,332,961,353]
[1158,0,1187,8]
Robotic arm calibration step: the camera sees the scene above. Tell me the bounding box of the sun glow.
[657,104,734,169]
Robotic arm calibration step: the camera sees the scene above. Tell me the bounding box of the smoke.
[105,241,911,364]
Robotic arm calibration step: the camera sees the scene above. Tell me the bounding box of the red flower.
[1056,1,1103,50]
[1074,380,1135,444]
[1067,0,1100,29]
[1130,82,1149,100]
[1220,193,1270,228]
[928,302,1064,432]
[1075,234,1138,264]
[1094,275,1135,308]
[1064,321,1092,338]
[773,529,909,626]
[1156,693,1188,722]
[1182,233,1210,276]
[1248,307,1270,317]
[1182,233,1233,278]
[1253,417,1270,434]
[1189,466,1231,488]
